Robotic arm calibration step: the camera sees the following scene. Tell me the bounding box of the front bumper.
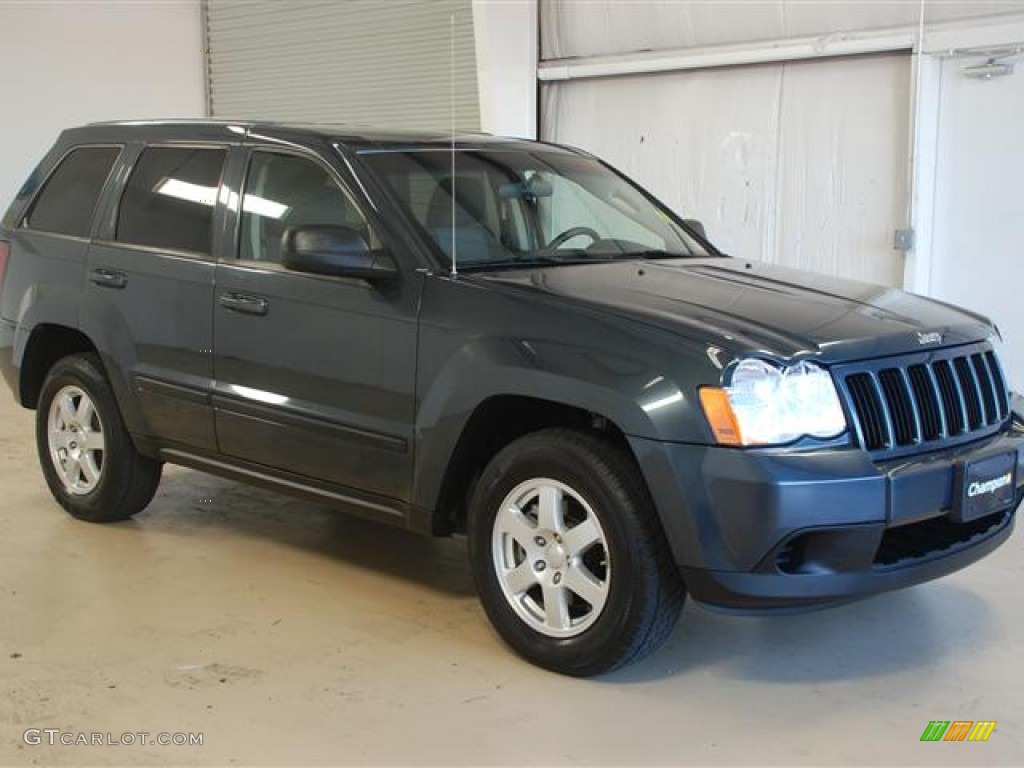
[630,415,1023,610]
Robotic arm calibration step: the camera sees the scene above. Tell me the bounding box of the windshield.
[356,146,711,269]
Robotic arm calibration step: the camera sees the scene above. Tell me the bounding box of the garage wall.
[541,0,1024,59]
[539,1,1024,301]
[472,0,538,138]
[543,54,911,285]
[0,1,205,213]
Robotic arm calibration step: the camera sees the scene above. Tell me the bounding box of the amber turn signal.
[698,387,744,446]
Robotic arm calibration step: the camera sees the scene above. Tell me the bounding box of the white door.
[929,57,1024,388]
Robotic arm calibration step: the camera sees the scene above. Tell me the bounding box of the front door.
[212,148,419,507]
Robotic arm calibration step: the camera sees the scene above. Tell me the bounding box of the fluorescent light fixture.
[242,194,289,220]
[155,178,217,207]
[962,60,1014,79]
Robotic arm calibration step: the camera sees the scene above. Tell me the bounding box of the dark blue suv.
[1,121,1020,675]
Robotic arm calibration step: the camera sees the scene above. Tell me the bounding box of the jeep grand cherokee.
[1,121,1020,676]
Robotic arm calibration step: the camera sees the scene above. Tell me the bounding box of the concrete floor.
[1,393,1022,767]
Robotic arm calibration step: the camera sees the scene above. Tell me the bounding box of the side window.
[22,146,121,237]
[116,147,226,255]
[239,151,368,264]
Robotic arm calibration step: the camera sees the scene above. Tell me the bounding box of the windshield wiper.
[538,248,693,262]
[459,256,577,271]
[617,249,694,260]
[458,250,699,272]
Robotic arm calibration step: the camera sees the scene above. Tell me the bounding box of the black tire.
[35,353,162,522]
[468,428,685,676]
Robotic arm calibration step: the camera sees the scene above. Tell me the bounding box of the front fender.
[411,275,721,513]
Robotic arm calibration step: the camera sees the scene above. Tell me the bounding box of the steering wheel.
[545,226,601,250]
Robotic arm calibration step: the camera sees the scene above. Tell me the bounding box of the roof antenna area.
[449,13,458,278]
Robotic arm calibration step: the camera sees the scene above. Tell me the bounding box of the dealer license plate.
[953,452,1017,523]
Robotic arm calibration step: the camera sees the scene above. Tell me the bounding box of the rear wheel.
[468,429,685,676]
[36,354,162,522]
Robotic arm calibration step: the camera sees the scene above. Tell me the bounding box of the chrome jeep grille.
[837,343,1009,458]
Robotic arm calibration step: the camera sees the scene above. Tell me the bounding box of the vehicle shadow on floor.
[604,582,995,684]
[141,466,477,599]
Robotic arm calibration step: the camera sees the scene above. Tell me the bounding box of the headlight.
[990,327,1021,413]
[988,328,1004,363]
[699,359,847,446]
[989,327,1018,387]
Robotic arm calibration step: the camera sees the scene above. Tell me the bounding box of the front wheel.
[468,429,685,676]
[36,353,162,522]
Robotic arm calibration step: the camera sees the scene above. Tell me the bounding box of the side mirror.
[683,219,707,240]
[282,225,398,283]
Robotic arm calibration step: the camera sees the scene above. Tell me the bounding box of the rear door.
[212,146,420,510]
[82,143,230,451]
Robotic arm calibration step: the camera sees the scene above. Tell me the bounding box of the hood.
[469,257,993,363]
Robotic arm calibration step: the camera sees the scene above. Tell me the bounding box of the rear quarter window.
[21,146,121,237]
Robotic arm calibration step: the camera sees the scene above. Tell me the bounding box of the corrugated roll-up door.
[204,0,480,131]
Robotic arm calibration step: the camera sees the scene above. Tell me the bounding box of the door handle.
[89,268,127,289]
[219,292,269,316]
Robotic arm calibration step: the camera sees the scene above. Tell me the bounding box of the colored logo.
[921,721,997,742]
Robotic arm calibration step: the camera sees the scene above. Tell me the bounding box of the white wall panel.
[473,0,538,138]
[0,1,204,212]
[773,55,910,285]
[542,0,1024,60]
[929,60,1024,387]
[542,65,782,262]
[543,54,909,285]
[206,0,480,131]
